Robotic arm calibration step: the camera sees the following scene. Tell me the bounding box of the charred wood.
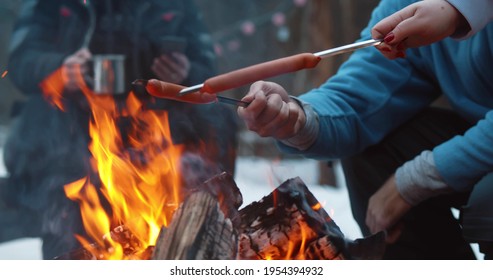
[152,172,240,260]
[237,177,385,260]
[53,224,154,260]
[152,191,236,260]
[54,174,384,260]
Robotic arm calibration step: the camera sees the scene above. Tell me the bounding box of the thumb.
[75,48,92,60]
[388,17,429,48]
[242,81,266,102]
[258,81,290,102]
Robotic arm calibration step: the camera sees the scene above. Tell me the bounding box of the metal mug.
[92,54,125,95]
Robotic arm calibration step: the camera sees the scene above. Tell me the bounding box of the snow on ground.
[234,156,361,240]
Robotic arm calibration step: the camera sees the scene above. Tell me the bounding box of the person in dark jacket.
[2,0,238,259]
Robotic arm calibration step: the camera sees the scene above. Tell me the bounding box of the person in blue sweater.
[1,0,238,259]
[237,0,493,259]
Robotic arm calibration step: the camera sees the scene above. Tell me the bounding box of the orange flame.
[311,202,322,211]
[257,208,318,260]
[41,64,183,259]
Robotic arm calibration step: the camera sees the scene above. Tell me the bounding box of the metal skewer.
[313,38,382,58]
[178,39,382,96]
[215,96,250,107]
[81,0,96,49]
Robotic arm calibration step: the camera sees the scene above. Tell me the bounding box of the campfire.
[40,66,385,260]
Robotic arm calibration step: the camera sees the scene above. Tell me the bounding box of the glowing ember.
[265,206,318,260]
[41,65,184,259]
[311,202,322,211]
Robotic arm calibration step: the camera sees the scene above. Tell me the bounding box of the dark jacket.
[8,0,217,94]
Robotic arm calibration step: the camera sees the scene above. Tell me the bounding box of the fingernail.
[384,32,394,43]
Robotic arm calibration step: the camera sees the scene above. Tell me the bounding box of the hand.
[151,52,190,84]
[237,81,306,140]
[371,0,468,59]
[366,174,412,243]
[61,48,92,91]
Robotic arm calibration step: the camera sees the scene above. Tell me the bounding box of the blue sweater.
[279,0,493,192]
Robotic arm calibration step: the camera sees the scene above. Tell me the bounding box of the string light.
[209,0,307,56]
[293,0,308,7]
[271,12,286,27]
[241,21,256,36]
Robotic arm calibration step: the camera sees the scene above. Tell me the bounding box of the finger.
[375,44,398,60]
[389,42,408,59]
[240,81,286,121]
[385,222,404,244]
[255,94,286,137]
[259,81,290,102]
[159,55,181,71]
[365,201,389,234]
[248,93,283,135]
[238,82,266,117]
[65,66,79,81]
[170,52,187,65]
[389,17,428,48]
[152,57,173,78]
[365,209,376,234]
[272,101,302,139]
[371,4,418,42]
[242,81,267,103]
[157,55,187,82]
[77,48,92,59]
[62,67,81,91]
[80,63,89,75]
[376,42,408,59]
[238,89,267,124]
[170,53,190,76]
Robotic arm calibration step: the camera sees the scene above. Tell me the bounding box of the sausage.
[139,53,320,101]
[145,79,217,104]
[201,53,321,94]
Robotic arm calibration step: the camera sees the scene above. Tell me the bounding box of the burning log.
[152,172,242,260]
[55,174,384,260]
[151,191,236,259]
[236,177,385,260]
[53,224,155,260]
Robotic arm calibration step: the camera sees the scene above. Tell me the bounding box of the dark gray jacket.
[8,0,217,94]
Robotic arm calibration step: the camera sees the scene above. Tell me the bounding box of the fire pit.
[55,172,385,260]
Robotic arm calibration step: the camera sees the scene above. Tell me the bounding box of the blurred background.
[0,0,380,143]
